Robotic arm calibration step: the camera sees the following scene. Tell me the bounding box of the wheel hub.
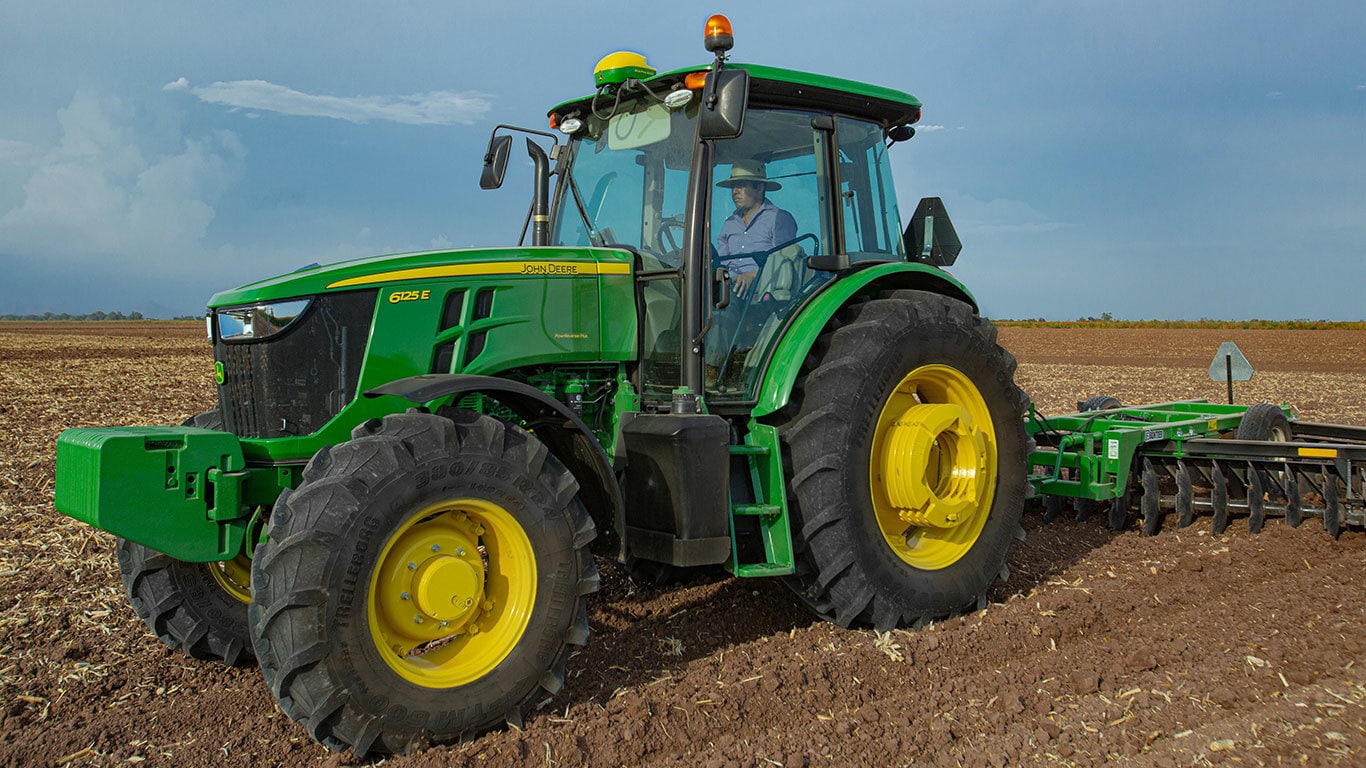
[374,520,485,644]
[368,499,537,687]
[870,364,999,570]
[207,552,253,604]
[881,402,987,528]
[412,554,481,622]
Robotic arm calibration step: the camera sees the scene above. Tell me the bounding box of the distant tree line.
[0,311,202,321]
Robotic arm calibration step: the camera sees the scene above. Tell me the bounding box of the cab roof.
[550,62,922,128]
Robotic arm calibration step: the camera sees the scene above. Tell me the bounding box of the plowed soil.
[2,322,1364,767]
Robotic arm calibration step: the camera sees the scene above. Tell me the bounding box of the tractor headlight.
[214,298,313,342]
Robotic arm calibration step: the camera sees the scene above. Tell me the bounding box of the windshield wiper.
[566,172,604,247]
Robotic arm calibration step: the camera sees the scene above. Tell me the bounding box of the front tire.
[116,539,255,665]
[779,290,1028,630]
[249,411,598,755]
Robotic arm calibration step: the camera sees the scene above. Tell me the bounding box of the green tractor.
[55,15,1028,755]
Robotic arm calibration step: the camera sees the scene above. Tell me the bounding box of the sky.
[1,1,1363,320]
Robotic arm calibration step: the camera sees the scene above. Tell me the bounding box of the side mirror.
[886,125,915,144]
[699,68,749,140]
[480,134,513,190]
[905,197,962,267]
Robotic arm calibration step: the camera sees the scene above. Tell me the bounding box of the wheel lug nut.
[400,592,411,601]
[407,561,417,571]
[456,548,466,557]
[439,621,450,628]
[413,616,424,624]
[431,544,441,552]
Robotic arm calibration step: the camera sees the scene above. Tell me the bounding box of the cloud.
[917,124,948,132]
[0,90,245,267]
[168,77,492,126]
[0,139,43,165]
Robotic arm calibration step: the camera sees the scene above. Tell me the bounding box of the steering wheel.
[647,214,686,266]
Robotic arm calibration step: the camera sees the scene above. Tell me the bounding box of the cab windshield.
[553,97,697,398]
[551,98,698,269]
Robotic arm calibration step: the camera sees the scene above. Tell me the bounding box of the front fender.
[366,374,624,547]
[752,263,976,418]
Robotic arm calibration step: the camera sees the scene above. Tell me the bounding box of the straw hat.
[716,160,782,190]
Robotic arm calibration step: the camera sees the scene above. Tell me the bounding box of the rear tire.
[779,290,1028,630]
[249,411,598,755]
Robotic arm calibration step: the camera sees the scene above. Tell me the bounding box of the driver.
[715,161,797,299]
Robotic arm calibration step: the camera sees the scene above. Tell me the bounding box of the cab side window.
[837,118,905,259]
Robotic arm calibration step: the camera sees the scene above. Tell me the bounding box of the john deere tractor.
[55,15,1028,755]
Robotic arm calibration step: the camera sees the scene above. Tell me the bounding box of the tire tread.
[250,411,597,756]
[776,290,1028,628]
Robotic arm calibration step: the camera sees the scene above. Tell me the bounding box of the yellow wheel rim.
[870,364,998,570]
[368,499,536,688]
[207,553,253,604]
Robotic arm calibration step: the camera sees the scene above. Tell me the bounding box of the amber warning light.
[704,14,733,53]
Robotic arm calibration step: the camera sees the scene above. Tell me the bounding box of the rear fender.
[366,374,624,552]
[752,263,976,419]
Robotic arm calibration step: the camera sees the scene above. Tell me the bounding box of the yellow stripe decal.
[1298,447,1338,458]
[327,261,631,289]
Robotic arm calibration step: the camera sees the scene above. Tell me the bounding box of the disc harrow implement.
[1027,400,1366,537]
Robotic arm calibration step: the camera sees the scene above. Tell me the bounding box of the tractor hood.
[208,246,635,308]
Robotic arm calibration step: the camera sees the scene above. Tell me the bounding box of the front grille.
[215,290,377,438]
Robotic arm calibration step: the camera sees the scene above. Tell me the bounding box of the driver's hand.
[732,270,758,299]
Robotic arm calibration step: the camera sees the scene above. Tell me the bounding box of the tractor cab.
[487,17,933,407]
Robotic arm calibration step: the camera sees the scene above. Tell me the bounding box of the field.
[3,322,1365,767]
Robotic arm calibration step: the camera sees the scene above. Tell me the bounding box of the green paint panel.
[55,427,249,562]
[208,246,635,307]
[218,247,639,465]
